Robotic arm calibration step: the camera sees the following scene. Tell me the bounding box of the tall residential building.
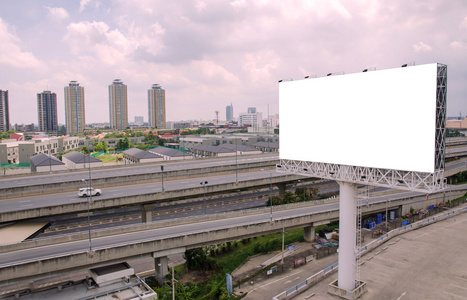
[247,107,256,114]
[109,79,128,130]
[148,84,166,129]
[226,103,233,122]
[0,90,10,132]
[64,81,85,135]
[37,90,58,133]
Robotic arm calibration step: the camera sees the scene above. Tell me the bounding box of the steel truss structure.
[277,160,444,192]
[278,63,447,193]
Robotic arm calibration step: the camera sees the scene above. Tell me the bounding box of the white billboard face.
[280,63,438,173]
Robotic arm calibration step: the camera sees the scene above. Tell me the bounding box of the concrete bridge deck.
[0,184,465,286]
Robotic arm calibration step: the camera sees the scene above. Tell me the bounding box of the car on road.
[78,187,102,197]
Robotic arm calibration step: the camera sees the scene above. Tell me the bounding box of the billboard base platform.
[328,280,367,300]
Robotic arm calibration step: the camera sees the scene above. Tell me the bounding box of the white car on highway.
[78,187,102,197]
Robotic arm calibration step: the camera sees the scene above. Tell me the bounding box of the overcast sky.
[1,0,466,125]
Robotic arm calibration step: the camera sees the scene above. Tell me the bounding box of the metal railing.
[273,202,467,299]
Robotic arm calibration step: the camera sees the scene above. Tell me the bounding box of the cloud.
[462,16,467,29]
[2,0,467,124]
[413,42,433,52]
[0,18,44,69]
[79,0,101,12]
[45,6,69,22]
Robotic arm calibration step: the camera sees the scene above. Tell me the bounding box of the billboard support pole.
[337,181,357,291]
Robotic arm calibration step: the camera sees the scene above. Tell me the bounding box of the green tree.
[137,143,148,150]
[81,146,90,155]
[185,248,208,271]
[145,131,157,145]
[93,141,108,152]
[116,137,130,150]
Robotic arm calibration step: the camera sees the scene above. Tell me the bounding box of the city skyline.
[1,1,466,125]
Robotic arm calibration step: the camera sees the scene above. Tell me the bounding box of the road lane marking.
[450,283,467,290]
[415,218,467,239]
[397,292,406,300]
[444,291,467,299]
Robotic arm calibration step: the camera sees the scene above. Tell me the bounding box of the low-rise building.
[0,136,80,164]
[218,144,263,155]
[62,152,103,169]
[252,141,279,153]
[148,146,193,160]
[30,153,65,173]
[191,145,236,158]
[447,117,467,129]
[123,148,163,164]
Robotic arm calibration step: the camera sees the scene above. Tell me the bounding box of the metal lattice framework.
[278,64,447,193]
[277,160,445,192]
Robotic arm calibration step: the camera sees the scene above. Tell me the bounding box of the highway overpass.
[1,159,466,223]
[1,184,465,287]
[0,154,279,199]
[0,171,309,223]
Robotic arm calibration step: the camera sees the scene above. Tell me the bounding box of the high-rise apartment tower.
[109,79,128,130]
[0,90,10,132]
[37,90,58,133]
[226,103,233,122]
[64,81,85,135]
[148,84,166,129]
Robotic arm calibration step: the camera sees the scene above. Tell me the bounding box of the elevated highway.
[0,171,306,223]
[0,154,279,199]
[1,184,465,285]
[1,159,466,223]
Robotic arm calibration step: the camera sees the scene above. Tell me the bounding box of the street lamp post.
[261,169,273,221]
[48,138,52,173]
[200,181,208,215]
[82,178,92,252]
[235,140,238,183]
[161,165,165,192]
[172,266,175,300]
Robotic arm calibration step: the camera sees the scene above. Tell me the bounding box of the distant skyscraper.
[109,79,128,130]
[239,111,263,127]
[226,103,233,122]
[247,107,256,114]
[37,90,58,133]
[0,90,9,132]
[148,84,166,129]
[135,116,144,124]
[64,81,85,135]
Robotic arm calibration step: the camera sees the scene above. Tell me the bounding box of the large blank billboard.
[279,63,438,173]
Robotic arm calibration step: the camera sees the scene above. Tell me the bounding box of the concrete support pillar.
[303,225,315,242]
[154,256,169,286]
[140,204,156,223]
[337,181,357,292]
[275,183,287,198]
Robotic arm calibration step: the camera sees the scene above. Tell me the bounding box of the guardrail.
[272,201,467,300]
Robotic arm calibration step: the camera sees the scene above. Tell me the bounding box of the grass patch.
[94,153,122,163]
[451,193,467,203]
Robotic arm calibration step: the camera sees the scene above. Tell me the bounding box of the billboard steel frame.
[277,63,447,294]
[278,63,447,193]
